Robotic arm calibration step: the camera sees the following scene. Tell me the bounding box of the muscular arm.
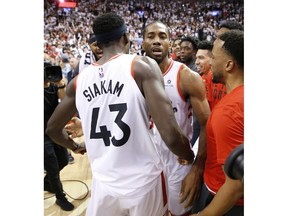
[46,77,84,153]
[179,66,211,207]
[134,56,194,161]
[191,167,244,216]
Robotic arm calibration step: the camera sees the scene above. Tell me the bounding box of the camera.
[44,63,63,82]
[224,144,244,183]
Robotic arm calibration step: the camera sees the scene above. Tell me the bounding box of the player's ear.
[225,60,235,72]
[123,33,130,45]
[123,33,131,54]
[169,40,173,49]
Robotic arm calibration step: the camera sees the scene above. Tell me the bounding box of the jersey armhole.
[131,55,139,79]
[177,64,186,101]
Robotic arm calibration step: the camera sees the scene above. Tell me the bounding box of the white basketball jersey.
[154,60,192,215]
[153,60,194,215]
[79,50,96,73]
[162,60,192,139]
[154,59,193,169]
[75,54,162,198]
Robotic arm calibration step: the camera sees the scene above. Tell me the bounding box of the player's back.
[75,54,162,198]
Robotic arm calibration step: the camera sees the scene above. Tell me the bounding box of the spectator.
[170,37,181,61]
[60,54,72,80]
[67,57,79,84]
[44,0,244,60]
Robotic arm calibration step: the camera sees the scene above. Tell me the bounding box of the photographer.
[44,63,74,211]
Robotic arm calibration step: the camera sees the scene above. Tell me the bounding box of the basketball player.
[78,35,103,73]
[142,21,210,216]
[46,13,194,216]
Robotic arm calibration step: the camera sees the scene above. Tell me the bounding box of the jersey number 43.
[90,103,131,147]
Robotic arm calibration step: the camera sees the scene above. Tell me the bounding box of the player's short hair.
[92,12,126,44]
[143,20,171,39]
[179,36,199,51]
[197,40,213,51]
[219,29,244,70]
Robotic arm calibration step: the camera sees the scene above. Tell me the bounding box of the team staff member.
[191,30,244,216]
[44,63,74,211]
[195,40,227,111]
[46,13,194,216]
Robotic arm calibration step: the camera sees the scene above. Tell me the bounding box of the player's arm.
[134,56,194,161]
[55,78,67,100]
[190,168,243,216]
[182,67,210,163]
[179,66,211,207]
[46,77,85,154]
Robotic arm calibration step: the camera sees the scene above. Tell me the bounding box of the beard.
[145,51,166,64]
[154,57,164,64]
[212,72,224,84]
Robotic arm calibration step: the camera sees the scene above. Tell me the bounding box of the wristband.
[57,84,66,89]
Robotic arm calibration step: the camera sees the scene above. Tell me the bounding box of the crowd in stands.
[44,0,244,73]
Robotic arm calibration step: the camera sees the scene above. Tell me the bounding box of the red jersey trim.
[161,172,167,206]
[131,55,138,79]
[177,64,186,101]
[162,59,174,76]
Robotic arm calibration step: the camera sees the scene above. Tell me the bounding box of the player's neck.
[159,57,172,74]
[97,47,125,64]
[225,74,244,93]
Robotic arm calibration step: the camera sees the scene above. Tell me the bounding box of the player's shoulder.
[134,55,157,65]
[133,56,162,81]
[180,63,200,79]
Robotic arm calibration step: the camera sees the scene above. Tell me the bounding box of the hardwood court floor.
[43,138,199,216]
[44,137,92,216]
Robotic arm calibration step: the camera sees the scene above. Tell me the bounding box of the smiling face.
[172,38,181,57]
[195,49,212,75]
[89,42,103,60]
[142,22,170,64]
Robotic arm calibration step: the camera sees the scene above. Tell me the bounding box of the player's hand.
[65,117,83,138]
[73,142,86,155]
[180,164,203,208]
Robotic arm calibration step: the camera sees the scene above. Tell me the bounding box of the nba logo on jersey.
[99,67,104,78]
